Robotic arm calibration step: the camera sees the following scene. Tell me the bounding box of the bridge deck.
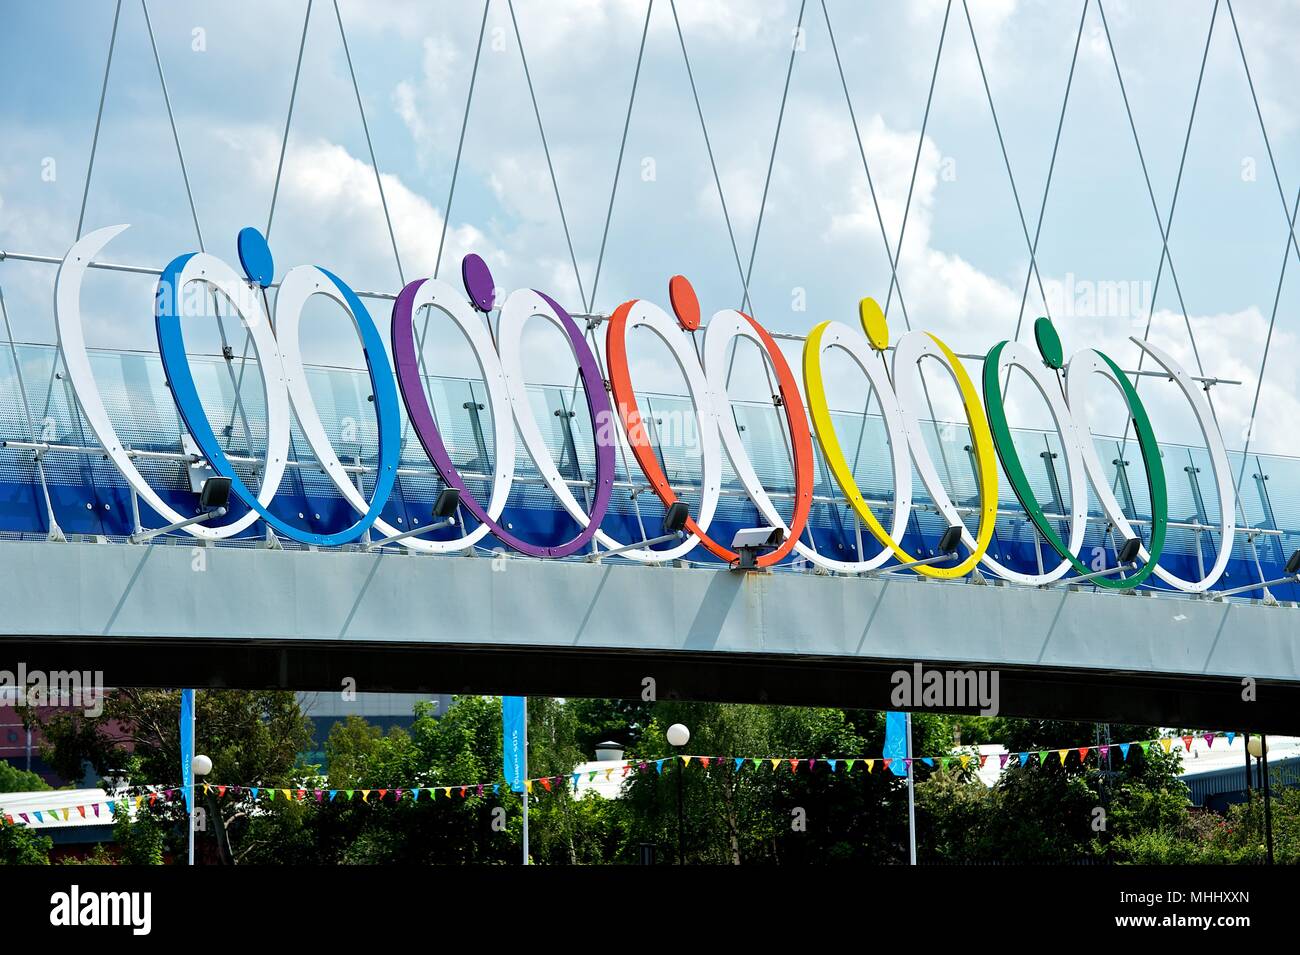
[1,540,1296,730]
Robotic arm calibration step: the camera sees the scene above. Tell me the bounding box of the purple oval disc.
[462,253,495,311]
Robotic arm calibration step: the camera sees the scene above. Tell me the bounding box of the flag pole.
[186,691,196,866]
[521,698,529,866]
[905,711,917,866]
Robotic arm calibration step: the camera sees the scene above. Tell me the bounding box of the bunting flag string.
[0,731,1240,828]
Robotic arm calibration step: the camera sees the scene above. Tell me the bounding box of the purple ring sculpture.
[391,271,615,558]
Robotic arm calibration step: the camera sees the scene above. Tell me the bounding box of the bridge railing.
[0,340,1294,601]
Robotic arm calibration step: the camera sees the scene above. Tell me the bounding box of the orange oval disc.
[668,274,701,331]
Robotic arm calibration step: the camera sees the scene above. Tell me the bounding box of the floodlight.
[937,523,963,555]
[662,501,690,534]
[1215,547,1300,599]
[873,523,963,576]
[587,503,692,562]
[130,476,231,543]
[1060,536,1144,586]
[433,487,461,519]
[198,476,231,510]
[365,496,459,551]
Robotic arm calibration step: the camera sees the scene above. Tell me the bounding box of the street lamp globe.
[192,754,213,778]
[666,723,690,748]
[1247,737,1266,759]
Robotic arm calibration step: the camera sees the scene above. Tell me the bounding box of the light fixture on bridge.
[731,525,786,571]
[130,476,232,544]
[873,523,964,576]
[1060,535,1144,586]
[433,486,462,519]
[587,501,691,562]
[364,488,461,551]
[1213,548,1300,601]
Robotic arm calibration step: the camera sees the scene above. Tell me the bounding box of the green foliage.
[27,690,1291,866]
[0,759,51,794]
[1112,787,1300,865]
[111,809,167,865]
[39,688,313,863]
[567,698,652,755]
[616,705,957,864]
[959,720,1187,864]
[0,818,52,864]
[914,770,1003,862]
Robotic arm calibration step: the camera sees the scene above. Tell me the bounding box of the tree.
[1113,786,1300,865]
[968,719,1185,863]
[28,693,1232,867]
[0,759,50,794]
[38,689,313,864]
[567,698,652,755]
[618,704,959,864]
[0,817,52,864]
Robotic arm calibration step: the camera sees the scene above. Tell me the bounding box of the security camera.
[731,526,785,570]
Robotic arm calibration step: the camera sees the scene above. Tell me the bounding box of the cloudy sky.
[1,0,1298,458]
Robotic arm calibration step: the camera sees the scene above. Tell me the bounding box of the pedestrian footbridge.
[0,536,1295,731]
[0,344,1296,731]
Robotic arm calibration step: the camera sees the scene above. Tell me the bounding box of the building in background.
[0,687,124,787]
[295,692,453,767]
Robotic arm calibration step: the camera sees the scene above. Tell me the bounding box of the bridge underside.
[2,541,1297,732]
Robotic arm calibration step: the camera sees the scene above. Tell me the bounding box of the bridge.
[1,535,1296,730]
[1,0,1298,735]
[0,341,1296,730]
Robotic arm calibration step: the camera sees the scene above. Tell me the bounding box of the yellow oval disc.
[859,296,889,351]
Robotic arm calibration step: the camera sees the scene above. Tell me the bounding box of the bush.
[0,819,52,864]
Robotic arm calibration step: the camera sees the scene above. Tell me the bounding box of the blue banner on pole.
[884,711,909,777]
[502,696,526,793]
[180,689,195,811]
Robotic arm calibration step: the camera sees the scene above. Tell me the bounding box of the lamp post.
[1247,735,1274,865]
[1243,731,1251,798]
[905,712,917,866]
[666,723,690,864]
[190,753,211,865]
